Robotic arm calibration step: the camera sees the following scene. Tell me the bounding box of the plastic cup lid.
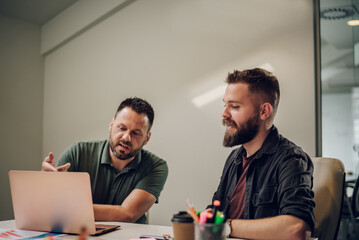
[171,211,194,223]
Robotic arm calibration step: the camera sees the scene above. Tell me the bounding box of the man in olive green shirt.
[42,97,168,224]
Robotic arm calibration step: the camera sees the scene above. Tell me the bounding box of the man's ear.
[144,131,151,145]
[260,102,272,120]
[109,118,114,131]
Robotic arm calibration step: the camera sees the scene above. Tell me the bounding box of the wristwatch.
[224,219,232,237]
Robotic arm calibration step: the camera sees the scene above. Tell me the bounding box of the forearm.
[93,189,156,223]
[93,204,138,222]
[229,215,311,240]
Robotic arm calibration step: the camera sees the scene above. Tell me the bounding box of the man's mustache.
[222,118,237,128]
[117,140,132,147]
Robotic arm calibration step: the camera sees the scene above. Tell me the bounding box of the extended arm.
[229,215,311,240]
[93,189,156,222]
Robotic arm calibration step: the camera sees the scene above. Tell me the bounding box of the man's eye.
[224,104,239,109]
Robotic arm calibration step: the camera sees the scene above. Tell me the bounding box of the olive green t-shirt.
[56,140,168,224]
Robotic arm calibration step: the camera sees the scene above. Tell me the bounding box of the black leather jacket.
[210,125,315,231]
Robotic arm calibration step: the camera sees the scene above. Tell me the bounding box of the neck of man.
[242,123,272,157]
[109,149,135,172]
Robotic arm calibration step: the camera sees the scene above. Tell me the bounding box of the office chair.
[341,175,359,240]
[312,157,345,240]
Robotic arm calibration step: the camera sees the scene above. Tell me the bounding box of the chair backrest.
[352,177,359,218]
[312,157,345,240]
[145,211,149,224]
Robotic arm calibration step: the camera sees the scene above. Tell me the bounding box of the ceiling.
[320,0,359,92]
[0,0,357,93]
[0,0,77,25]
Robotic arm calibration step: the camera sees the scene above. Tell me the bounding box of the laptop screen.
[9,170,97,235]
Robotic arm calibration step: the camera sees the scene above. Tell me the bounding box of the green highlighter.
[215,211,225,224]
[212,211,225,234]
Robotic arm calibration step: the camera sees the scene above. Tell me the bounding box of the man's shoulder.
[140,149,167,166]
[274,134,312,164]
[70,140,108,149]
[260,126,311,163]
[62,140,109,167]
[64,140,108,159]
[266,126,307,155]
[278,135,306,154]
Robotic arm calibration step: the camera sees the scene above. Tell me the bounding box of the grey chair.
[341,175,359,239]
[312,157,345,240]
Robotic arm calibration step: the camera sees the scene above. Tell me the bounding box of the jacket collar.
[235,125,281,163]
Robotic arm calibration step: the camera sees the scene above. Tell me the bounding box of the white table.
[0,220,317,240]
[0,220,171,240]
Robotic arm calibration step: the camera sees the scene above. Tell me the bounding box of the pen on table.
[185,199,199,223]
[139,235,173,240]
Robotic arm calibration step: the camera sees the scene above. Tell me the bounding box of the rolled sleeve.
[135,158,169,203]
[278,155,316,231]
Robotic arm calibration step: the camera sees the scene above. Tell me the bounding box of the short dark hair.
[115,97,154,131]
[226,68,280,113]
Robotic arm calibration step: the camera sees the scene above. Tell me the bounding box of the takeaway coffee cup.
[171,211,194,240]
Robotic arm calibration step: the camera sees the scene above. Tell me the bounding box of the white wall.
[0,15,44,220]
[42,0,316,225]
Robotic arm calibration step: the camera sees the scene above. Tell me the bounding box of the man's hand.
[41,152,71,172]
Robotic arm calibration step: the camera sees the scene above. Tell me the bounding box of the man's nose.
[123,132,131,142]
[222,106,230,119]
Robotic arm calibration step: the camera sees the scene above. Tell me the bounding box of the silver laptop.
[8,170,120,236]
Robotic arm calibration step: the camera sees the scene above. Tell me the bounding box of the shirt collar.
[235,125,280,163]
[101,140,112,164]
[253,125,280,160]
[124,151,142,170]
[101,140,142,171]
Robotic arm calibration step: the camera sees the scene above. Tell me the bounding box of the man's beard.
[109,133,145,160]
[222,113,260,147]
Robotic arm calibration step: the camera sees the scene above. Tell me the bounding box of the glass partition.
[320,0,359,178]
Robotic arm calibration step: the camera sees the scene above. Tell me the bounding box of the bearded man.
[210,68,315,240]
[42,97,168,224]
